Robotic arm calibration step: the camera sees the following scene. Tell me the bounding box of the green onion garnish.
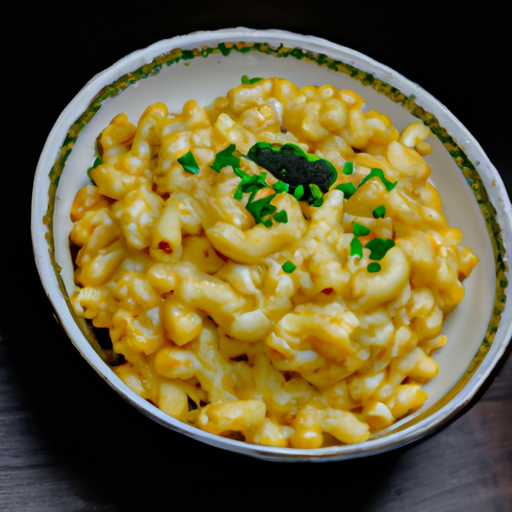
[178,151,200,174]
[336,182,357,199]
[342,161,354,175]
[359,168,397,192]
[245,193,277,226]
[272,181,289,194]
[294,184,305,200]
[309,183,324,207]
[367,262,381,273]
[373,205,386,219]
[365,238,396,261]
[210,144,240,173]
[350,237,363,258]
[233,168,268,199]
[282,261,296,274]
[241,75,263,84]
[273,210,288,224]
[353,222,371,237]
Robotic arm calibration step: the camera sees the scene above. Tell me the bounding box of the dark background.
[1,2,510,511]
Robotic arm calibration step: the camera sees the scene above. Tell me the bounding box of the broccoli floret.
[246,142,337,203]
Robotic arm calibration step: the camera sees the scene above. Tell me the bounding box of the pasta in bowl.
[68,77,478,449]
[32,28,511,460]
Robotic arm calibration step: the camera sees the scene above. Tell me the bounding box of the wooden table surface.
[2,4,510,510]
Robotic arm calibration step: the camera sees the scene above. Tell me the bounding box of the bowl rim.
[31,27,512,461]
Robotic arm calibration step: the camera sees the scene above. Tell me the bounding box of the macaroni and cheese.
[69,78,478,448]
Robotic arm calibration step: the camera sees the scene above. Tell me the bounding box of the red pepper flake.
[321,288,334,295]
[158,241,173,254]
[204,250,210,258]
[214,249,229,261]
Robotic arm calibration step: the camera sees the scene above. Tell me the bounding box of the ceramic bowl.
[31,27,512,461]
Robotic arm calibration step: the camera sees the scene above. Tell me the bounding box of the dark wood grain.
[1,330,510,512]
[2,3,510,510]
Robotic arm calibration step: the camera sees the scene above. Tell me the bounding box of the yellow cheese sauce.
[68,77,478,448]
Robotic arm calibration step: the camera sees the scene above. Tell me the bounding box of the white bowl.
[31,27,512,461]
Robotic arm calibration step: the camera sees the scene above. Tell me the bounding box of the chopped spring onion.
[282,261,296,274]
[178,151,200,174]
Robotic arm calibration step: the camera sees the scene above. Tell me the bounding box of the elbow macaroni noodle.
[69,78,478,448]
